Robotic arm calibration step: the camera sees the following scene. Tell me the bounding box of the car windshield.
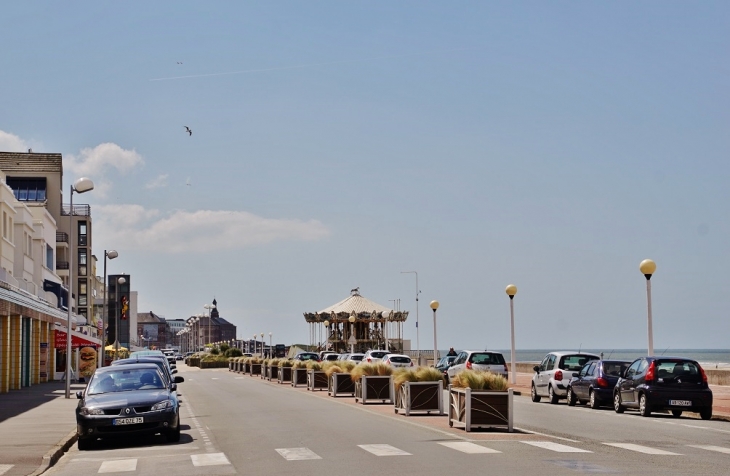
[656,360,702,381]
[560,355,597,372]
[389,356,411,363]
[469,353,505,365]
[370,351,389,358]
[350,355,364,361]
[298,354,317,360]
[88,368,165,394]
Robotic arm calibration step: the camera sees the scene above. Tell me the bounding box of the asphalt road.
[44,364,730,476]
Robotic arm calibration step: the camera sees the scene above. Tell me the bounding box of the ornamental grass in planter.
[277,360,293,383]
[248,357,263,376]
[449,370,513,432]
[200,354,230,368]
[266,358,280,381]
[393,367,445,415]
[325,361,357,397]
[352,363,394,404]
[306,361,328,391]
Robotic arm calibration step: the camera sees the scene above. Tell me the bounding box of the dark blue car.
[567,359,631,409]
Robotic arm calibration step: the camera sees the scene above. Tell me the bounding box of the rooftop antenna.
[578,343,582,354]
[607,349,614,359]
[661,346,670,356]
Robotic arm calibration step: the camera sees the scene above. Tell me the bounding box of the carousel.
[303,288,409,353]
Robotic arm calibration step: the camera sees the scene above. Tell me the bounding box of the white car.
[531,351,600,404]
[446,351,508,382]
[382,354,413,368]
[346,353,365,363]
[362,350,390,364]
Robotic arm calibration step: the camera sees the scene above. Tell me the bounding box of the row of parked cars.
[294,350,416,368]
[530,351,713,420]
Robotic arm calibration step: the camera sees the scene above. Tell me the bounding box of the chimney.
[28,148,32,153]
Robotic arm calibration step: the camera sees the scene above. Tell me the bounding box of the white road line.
[211,378,219,380]
[521,441,592,453]
[191,453,230,466]
[275,448,322,461]
[0,465,13,476]
[438,442,501,454]
[688,445,730,454]
[359,444,412,456]
[98,459,137,473]
[603,443,681,455]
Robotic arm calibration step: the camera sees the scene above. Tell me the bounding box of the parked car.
[382,354,413,368]
[111,355,183,390]
[531,351,600,404]
[319,351,338,360]
[175,354,183,361]
[346,353,365,363]
[567,359,631,408]
[293,352,320,362]
[322,353,341,362]
[613,356,713,419]
[363,350,391,364]
[446,351,508,383]
[75,364,181,450]
[435,355,457,374]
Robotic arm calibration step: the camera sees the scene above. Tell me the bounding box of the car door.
[619,359,642,404]
[448,352,468,378]
[536,354,556,396]
[575,362,594,400]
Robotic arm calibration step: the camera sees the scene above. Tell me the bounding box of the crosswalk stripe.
[438,442,501,454]
[603,443,681,455]
[521,441,591,453]
[359,444,411,456]
[688,445,730,454]
[276,448,322,461]
[0,465,14,476]
[191,453,230,466]
[98,459,137,473]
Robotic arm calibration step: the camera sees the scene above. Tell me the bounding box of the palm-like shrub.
[324,364,344,377]
[450,370,508,391]
[392,366,444,392]
[291,360,307,369]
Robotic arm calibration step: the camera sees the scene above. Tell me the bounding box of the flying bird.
[177,61,183,64]
[184,126,192,136]
[186,177,192,186]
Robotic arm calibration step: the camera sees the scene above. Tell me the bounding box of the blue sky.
[2,2,728,350]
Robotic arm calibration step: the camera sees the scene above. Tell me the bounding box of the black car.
[613,357,713,419]
[567,360,631,409]
[76,364,182,450]
[112,355,179,389]
[293,352,320,362]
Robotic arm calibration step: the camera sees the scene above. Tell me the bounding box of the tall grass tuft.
[324,364,344,377]
[279,359,293,368]
[450,370,508,391]
[305,360,322,371]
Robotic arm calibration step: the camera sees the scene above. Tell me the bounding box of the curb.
[29,429,77,476]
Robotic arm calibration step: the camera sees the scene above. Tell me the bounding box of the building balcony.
[56,231,68,243]
[61,204,91,216]
[56,261,69,270]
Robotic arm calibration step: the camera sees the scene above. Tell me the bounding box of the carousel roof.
[303,288,408,322]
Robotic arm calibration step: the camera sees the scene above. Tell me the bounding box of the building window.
[78,221,87,246]
[78,249,87,276]
[46,244,53,270]
[6,177,47,202]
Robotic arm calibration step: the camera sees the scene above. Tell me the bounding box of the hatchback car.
[613,357,713,419]
[322,353,341,362]
[435,355,457,373]
[293,352,320,362]
[346,353,365,363]
[382,354,413,368]
[531,351,600,404]
[567,359,631,409]
[76,364,181,450]
[446,351,508,382]
[363,350,390,363]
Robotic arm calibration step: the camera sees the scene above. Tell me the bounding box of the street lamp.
[260,333,264,356]
[113,276,126,360]
[65,177,94,399]
[505,284,518,384]
[269,332,272,358]
[100,250,118,367]
[349,315,356,354]
[429,300,439,366]
[323,320,330,350]
[204,303,216,347]
[639,259,657,356]
[401,271,420,365]
[252,334,257,355]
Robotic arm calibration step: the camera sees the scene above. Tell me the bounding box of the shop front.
[53,330,102,382]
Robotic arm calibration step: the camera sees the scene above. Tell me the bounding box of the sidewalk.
[0,381,83,476]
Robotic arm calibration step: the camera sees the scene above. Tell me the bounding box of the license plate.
[669,400,691,407]
[113,417,143,425]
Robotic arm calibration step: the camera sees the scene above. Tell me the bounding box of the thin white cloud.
[65,143,144,177]
[0,130,35,152]
[145,174,168,190]
[93,205,330,253]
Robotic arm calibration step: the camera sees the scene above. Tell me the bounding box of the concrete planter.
[277,367,292,383]
[394,380,444,416]
[242,362,250,374]
[448,386,513,432]
[291,368,308,387]
[249,363,262,376]
[354,376,393,404]
[328,373,355,397]
[307,370,328,391]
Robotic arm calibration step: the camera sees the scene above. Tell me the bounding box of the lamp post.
[323,320,330,351]
[505,284,518,384]
[65,177,94,398]
[401,271,420,364]
[349,315,356,353]
[113,277,126,360]
[269,332,272,358]
[260,333,264,357]
[100,250,118,367]
[252,334,256,355]
[639,259,657,356]
[429,300,439,367]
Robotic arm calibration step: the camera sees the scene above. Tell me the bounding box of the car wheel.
[77,437,94,451]
[531,384,541,403]
[166,422,181,443]
[671,410,682,417]
[639,394,651,417]
[700,408,712,420]
[548,384,559,404]
[613,392,625,413]
[567,387,576,406]
[589,390,599,409]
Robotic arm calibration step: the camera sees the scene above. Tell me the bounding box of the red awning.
[54,330,99,349]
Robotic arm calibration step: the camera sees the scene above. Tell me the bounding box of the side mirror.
[76,391,84,399]
[171,369,178,375]
[533,365,540,373]
[174,376,185,384]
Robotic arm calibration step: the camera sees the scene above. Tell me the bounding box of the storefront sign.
[54,330,99,349]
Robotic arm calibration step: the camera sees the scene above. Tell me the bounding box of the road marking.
[211,378,219,380]
[521,441,591,453]
[603,443,681,455]
[98,459,137,473]
[438,442,501,454]
[689,445,730,454]
[0,465,13,476]
[358,444,411,456]
[275,448,322,460]
[191,453,230,466]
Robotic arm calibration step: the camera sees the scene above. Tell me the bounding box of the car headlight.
[81,407,105,416]
[151,400,173,411]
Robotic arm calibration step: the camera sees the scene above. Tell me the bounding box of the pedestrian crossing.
[0,465,13,476]
[64,441,730,473]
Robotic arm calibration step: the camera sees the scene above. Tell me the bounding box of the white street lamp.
[260,333,264,356]
[65,177,94,398]
[430,300,439,366]
[100,249,118,368]
[349,315,356,354]
[269,332,272,358]
[505,284,518,384]
[639,259,657,356]
[204,303,216,347]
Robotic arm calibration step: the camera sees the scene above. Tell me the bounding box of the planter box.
[328,373,355,397]
[229,361,235,371]
[307,370,328,391]
[354,376,393,404]
[242,362,250,374]
[277,367,292,383]
[249,363,262,376]
[448,386,513,432]
[267,365,279,381]
[200,360,228,369]
[394,381,444,416]
[291,368,308,387]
